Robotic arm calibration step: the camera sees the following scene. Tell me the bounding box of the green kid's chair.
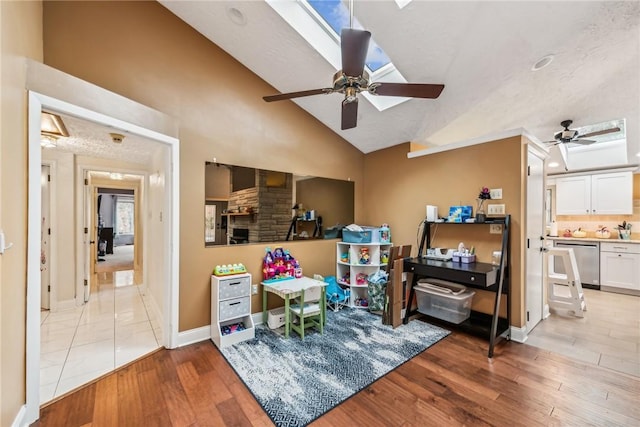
[289,285,325,339]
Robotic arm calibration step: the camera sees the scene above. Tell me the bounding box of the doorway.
[525,147,546,334]
[27,90,180,423]
[41,165,51,310]
[92,179,143,285]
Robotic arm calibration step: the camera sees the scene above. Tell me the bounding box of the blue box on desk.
[448,205,473,222]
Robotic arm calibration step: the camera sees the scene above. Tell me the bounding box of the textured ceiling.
[160,0,640,171]
[43,113,160,166]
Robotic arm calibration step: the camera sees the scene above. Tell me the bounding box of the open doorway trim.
[26,91,180,424]
[81,173,144,304]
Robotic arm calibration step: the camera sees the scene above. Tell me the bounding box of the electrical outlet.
[490,224,503,234]
[252,284,258,295]
[489,188,503,199]
[487,204,505,215]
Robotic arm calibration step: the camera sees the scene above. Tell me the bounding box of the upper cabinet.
[555,170,633,215]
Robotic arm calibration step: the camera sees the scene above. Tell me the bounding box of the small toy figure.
[264,247,273,264]
[341,252,349,263]
[273,247,285,259]
[379,224,390,243]
[341,272,350,284]
[359,247,370,264]
[356,272,367,285]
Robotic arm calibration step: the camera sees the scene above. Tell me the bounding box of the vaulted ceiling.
[159,1,640,171]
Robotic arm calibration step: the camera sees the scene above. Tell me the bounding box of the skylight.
[266,0,411,112]
[306,0,391,72]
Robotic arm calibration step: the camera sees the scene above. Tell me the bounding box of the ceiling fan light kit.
[263,28,445,130]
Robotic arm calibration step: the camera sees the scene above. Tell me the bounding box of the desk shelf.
[404,215,510,358]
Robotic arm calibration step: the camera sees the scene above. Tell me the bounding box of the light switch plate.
[489,188,503,199]
[490,224,503,234]
[252,284,258,295]
[488,204,505,215]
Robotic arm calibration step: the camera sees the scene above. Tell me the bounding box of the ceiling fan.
[546,119,621,145]
[262,28,445,130]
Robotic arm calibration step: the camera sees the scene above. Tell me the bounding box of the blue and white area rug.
[220,308,450,426]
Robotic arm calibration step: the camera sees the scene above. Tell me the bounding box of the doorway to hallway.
[27,89,180,424]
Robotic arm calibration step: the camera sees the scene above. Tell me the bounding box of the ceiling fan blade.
[341,29,371,77]
[579,127,621,139]
[370,83,445,99]
[572,139,596,145]
[263,88,332,102]
[341,98,358,130]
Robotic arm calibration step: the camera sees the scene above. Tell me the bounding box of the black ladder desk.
[403,215,511,359]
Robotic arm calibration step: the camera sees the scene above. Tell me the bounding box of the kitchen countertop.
[547,236,640,244]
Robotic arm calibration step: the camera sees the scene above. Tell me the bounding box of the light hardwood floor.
[527,288,640,377]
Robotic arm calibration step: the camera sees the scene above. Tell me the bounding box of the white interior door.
[41,165,51,309]
[526,148,545,332]
[83,172,92,302]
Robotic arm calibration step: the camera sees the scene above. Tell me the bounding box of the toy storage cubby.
[211,272,255,348]
[336,242,391,308]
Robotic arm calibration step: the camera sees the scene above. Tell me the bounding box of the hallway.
[39,270,161,405]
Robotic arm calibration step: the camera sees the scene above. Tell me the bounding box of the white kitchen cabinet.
[336,242,391,308]
[211,273,255,348]
[600,242,640,295]
[555,171,632,215]
[555,175,591,215]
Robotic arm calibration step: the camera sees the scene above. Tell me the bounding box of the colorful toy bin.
[262,247,303,283]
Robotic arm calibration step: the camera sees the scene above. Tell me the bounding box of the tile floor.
[527,287,640,377]
[40,270,161,405]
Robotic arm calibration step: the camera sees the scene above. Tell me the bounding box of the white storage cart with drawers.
[211,273,255,348]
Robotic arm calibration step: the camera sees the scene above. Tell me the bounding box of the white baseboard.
[178,312,266,347]
[177,325,211,347]
[509,325,528,343]
[11,405,26,427]
[543,304,550,319]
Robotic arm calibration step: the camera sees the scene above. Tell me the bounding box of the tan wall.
[205,163,231,200]
[362,139,526,326]
[296,178,354,231]
[0,1,43,424]
[42,1,364,331]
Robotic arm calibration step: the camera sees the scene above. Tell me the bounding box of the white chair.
[289,285,325,339]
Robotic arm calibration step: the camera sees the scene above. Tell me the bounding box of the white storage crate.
[414,279,475,324]
[267,307,286,329]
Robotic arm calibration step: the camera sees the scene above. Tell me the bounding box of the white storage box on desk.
[414,279,475,324]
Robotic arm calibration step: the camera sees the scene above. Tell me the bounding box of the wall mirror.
[205,162,354,246]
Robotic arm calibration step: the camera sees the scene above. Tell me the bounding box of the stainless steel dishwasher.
[553,241,600,289]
